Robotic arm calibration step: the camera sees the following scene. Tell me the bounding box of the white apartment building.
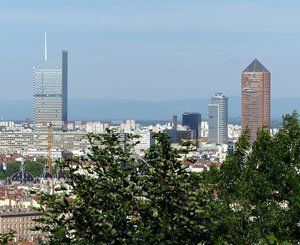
[0,121,15,131]
[133,130,154,155]
[0,131,89,154]
[121,120,139,133]
[86,122,109,134]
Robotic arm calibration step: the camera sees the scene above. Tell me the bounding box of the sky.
[1,0,300,101]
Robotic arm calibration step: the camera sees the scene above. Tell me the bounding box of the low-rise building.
[133,130,155,155]
[0,208,43,243]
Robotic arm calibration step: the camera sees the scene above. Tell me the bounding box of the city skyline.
[1,1,300,101]
[0,2,299,244]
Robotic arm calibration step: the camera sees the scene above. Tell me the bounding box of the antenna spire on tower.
[44,32,48,61]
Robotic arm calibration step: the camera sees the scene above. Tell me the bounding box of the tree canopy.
[0,161,44,180]
[33,113,300,244]
[210,113,300,243]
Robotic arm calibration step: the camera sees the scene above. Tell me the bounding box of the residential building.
[86,122,109,134]
[132,130,155,155]
[0,131,89,154]
[0,208,42,242]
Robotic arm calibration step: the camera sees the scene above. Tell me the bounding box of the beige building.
[241,59,270,142]
[0,131,89,154]
[0,208,43,243]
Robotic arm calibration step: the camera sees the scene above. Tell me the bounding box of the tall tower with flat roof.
[33,34,68,129]
[208,92,228,144]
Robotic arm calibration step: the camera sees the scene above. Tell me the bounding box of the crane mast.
[47,124,53,172]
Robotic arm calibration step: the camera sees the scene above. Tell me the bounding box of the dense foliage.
[212,113,300,243]
[34,113,300,244]
[34,130,212,244]
[0,161,44,180]
[0,230,15,244]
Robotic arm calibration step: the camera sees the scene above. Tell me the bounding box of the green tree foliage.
[212,112,300,243]
[34,130,211,244]
[0,161,44,180]
[132,133,211,243]
[1,162,19,180]
[34,113,300,244]
[0,230,15,244]
[25,161,44,177]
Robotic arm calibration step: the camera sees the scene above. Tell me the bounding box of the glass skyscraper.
[182,112,201,139]
[33,51,68,129]
[208,92,228,144]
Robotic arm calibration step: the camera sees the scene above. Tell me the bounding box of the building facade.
[33,51,68,129]
[241,59,270,142]
[132,130,155,155]
[208,92,228,144]
[182,112,201,139]
[0,131,89,154]
[0,209,42,242]
[163,116,192,144]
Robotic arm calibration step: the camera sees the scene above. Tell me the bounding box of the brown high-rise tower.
[241,59,270,142]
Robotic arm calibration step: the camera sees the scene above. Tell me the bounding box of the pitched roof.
[243,59,269,72]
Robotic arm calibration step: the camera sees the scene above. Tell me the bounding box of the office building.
[208,92,228,144]
[241,59,270,142]
[182,112,201,139]
[164,115,192,144]
[33,34,68,129]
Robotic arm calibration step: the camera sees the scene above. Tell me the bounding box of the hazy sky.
[1,0,300,101]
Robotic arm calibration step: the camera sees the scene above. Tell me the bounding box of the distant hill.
[0,97,299,121]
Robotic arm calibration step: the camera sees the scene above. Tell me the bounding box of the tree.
[212,113,300,243]
[25,161,44,177]
[2,162,19,180]
[34,129,141,244]
[0,230,15,244]
[34,113,300,244]
[34,130,212,244]
[0,161,44,180]
[131,133,211,243]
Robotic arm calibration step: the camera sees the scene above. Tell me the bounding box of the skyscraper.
[182,112,201,139]
[241,59,270,142]
[33,35,68,129]
[208,92,228,144]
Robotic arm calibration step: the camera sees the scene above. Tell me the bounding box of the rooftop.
[243,59,269,73]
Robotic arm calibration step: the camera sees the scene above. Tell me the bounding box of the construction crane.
[47,123,54,173]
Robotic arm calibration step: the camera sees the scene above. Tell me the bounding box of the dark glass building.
[163,115,193,144]
[182,112,201,139]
